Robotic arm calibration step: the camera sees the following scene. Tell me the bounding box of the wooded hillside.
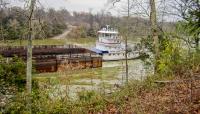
[0,6,175,40]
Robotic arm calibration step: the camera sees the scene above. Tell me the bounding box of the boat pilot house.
[94,25,140,61]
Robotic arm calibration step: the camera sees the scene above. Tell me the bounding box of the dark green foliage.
[183,0,200,36]
[4,90,106,114]
[0,56,26,93]
[141,34,166,53]
[141,32,200,77]
[87,28,97,37]
[177,0,200,50]
[141,35,154,52]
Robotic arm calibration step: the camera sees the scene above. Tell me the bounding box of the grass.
[128,36,142,43]
[0,37,141,47]
[34,67,120,80]
[7,73,197,114]
[33,67,121,87]
[34,73,177,113]
[65,37,96,47]
[70,81,95,86]
[0,39,66,46]
[0,37,96,47]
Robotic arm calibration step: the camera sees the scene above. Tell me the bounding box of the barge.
[0,45,102,73]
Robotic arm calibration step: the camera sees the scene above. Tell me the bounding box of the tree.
[0,0,8,42]
[168,0,200,51]
[7,19,21,40]
[181,0,200,51]
[26,0,36,113]
[107,0,130,83]
[150,0,159,71]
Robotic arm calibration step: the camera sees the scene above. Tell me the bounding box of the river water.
[45,59,153,99]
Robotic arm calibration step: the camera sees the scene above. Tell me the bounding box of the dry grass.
[0,37,96,47]
[108,76,200,114]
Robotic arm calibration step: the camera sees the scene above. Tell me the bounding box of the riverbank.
[0,37,96,47]
[4,71,199,114]
[33,60,148,98]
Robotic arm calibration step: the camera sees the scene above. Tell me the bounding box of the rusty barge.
[0,45,102,73]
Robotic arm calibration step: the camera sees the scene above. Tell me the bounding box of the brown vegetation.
[103,78,199,114]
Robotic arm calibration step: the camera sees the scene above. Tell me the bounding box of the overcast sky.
[10,0,179,21]
[11,0,110,13]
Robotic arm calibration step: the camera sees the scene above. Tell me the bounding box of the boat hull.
[102,52,140,61]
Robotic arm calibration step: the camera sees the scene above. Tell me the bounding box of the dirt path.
[50,25,94,48]
[51,25,76,39]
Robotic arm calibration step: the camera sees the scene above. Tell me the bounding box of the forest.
[0,0,200,114]
[0,5,175,41]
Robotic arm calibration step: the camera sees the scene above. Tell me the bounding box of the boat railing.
[99,36,119,39]
[101,28,118,32]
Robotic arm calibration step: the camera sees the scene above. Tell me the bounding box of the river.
[38,59,153,99]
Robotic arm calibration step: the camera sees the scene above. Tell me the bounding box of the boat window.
[105,33,109,37]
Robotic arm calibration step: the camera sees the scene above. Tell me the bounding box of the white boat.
[94,25,140,61]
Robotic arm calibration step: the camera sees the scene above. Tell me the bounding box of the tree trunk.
[26,0,36,112]
[26,0,36,95]
[0,0,5,42]
[195,37,199,51]
[125,0,130,84]
[150,0,159,72]
[0,23,4,42]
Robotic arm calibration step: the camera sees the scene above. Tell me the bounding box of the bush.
[4,89,106,114]
[0,56,26,93]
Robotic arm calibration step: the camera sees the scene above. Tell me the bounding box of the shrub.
[0,56,26,93]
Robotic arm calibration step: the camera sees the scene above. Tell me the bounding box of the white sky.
[11,0,110,13]
[10,0,180,21]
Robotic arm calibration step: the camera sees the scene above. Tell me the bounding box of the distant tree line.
[0,7,68,40]
[0,6,176,40]
[67,10,175,39]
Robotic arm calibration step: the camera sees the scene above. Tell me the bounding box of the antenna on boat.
[106,25,110,30]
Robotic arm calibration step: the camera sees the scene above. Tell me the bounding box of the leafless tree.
[149,0,159,71]
[167,0,200,50]
[0,0,8,42]
[26,0,36,94]
[26,0,36,112]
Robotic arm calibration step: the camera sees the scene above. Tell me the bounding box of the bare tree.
[125,0,130,83]
[0,0,8,42]
[150,0,159,71]
[108,0,130,84]
[168,0,200,51]
[26,0,36,112]
[26,0,36,94]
